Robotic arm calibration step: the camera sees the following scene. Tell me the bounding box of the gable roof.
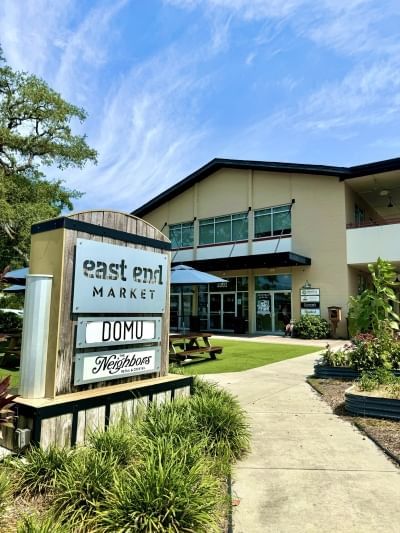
[132,156,400,217]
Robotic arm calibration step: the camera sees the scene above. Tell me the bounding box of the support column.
[19,275,53,399]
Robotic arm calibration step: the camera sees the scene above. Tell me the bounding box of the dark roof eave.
[171,251,311,271]
[132,156,400,217]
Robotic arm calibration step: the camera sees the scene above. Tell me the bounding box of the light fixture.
[302,280,311,289]
[380,189,389,196]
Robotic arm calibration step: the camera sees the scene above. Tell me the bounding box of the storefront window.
[255,275,292,291]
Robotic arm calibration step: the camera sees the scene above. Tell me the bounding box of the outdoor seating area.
[169,331,223,364]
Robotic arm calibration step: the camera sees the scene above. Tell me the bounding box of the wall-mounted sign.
[300,288,320,298]
[300,287,320,316]
[76,317,161,349]
[72,239,168,314]
[301,308,321,316]
[74,345,161,385]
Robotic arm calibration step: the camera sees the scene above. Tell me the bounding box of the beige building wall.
[143,169,355,337]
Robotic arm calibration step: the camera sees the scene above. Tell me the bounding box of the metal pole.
[19,275,53,399]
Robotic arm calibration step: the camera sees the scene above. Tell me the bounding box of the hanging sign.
[72,238,168,314]
[76,317,161,348]
[74,345,161,385]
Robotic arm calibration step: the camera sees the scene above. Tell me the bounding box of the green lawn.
[180,339,321,374]
[0,366,20,389]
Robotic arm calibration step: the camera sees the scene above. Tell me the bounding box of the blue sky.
[1,0,400,212]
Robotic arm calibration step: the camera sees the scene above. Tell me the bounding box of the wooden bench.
[173,345,223,360]
[169,332,223,364]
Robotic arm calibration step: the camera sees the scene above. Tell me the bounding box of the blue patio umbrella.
[3,285,26,293]
[171,265,226,331]
[3,267,29,286]
[171,264,226,284]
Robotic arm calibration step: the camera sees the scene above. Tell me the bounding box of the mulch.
[307,377,400,465]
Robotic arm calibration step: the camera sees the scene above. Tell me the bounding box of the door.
[209,293,236,331]
[170,292,193,331]
[255,291,291,333]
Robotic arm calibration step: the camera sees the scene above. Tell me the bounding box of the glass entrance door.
[209,292,236,331]
[170,292,193,331]
[255,291,291,333]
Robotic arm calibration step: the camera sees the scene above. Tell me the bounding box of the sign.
[300,295,320,303]
[300,287,320,316]
[76,317,161,348]
[72,239,168,314]
[301,308,321,316]
[300,288,320,299]
[301,302,320,309]
[74,346,161,385]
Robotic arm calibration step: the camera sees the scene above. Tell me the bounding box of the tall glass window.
[169,222,194,248]
[254,204,291,238]
[199,212,248,245]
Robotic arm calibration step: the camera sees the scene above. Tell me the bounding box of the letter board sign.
[74,345,161,385]
[72,239,168,314]
[76,317,161,349]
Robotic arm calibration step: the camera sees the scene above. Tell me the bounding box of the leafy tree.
[0,47,97,270]
[348,257,399,335]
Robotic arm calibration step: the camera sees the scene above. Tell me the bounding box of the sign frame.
[72,238,168,314]
[76,316,162,349]
[74,345,161,385]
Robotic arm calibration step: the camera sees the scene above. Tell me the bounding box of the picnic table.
[169,332,223,364]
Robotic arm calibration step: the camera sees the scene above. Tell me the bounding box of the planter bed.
[345,385,400,421]
[314,364,400,380]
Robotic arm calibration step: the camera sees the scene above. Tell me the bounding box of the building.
[132,157,400,338]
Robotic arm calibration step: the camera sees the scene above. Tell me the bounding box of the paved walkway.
[207,350,400,533]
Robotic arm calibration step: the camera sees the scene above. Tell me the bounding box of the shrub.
[348,331,393,370]
[293,315,330,339]
[137,396,197,444]
[190,385,250,463]
[96,436,225,533]
[16,512,70,533]
[51,447,118,528]
[358,368,396,391]
[11,445,72,495]
[87,420,138,466]
[348,258,399,335]
[0,310,23,333]
[0,466,13,519]
[319,344,351,367]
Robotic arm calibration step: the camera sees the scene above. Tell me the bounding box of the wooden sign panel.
[29,211,171,398]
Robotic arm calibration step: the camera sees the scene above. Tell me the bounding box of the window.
[169,222,194,248]
[354,204,365,226]
[199,212,248,245]
[254,204,291,238]
[255,275,292,291]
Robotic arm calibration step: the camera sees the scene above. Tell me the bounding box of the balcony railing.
[347,217,400,229]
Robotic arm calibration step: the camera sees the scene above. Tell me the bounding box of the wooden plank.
[109,402,124,426]
[40,418,55,449]
[76,410,86,445]
[14,374,189,408]
[54,413,73,448]
[174,386,191,398]
[84,406,106,439]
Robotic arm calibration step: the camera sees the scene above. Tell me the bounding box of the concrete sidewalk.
[208,351,400,533]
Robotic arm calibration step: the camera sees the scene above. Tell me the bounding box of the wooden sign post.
[2,211,192,450]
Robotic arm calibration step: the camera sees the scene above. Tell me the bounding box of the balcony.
[347,219,400,266]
